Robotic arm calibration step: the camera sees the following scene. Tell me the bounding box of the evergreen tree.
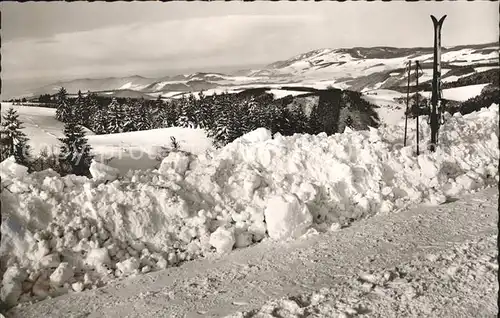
[87,92,103,132]
[87,92,99,115]
[207,93,245,146]
[73,90,87,126]
[165,100,179,127]
[107,98,125,133]
[0,107,32,165]
[151,95,165,129]
[59,115,93,176]
[289,105,309,134]
[80,91,93,127]
[195,91,216,129]
[122,99,136,132]
[93,108,109,134]
[176,95,196,128]
[134,98,152,131]
[55,87,71,122]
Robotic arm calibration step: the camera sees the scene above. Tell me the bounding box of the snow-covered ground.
[441,84,490,102]
[0,104,94,155]
[473,66,498,73]
[361,89,406,126]
[1,104,498,311]
[416,83,489,104]
[87,127,212,173]
[267,89,310,99]
[0,103,213,173]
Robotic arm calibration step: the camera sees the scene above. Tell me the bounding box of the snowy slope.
[267,89,310,99]
[441,83,490,102]
[88,127,212,173]
[0,104,94,155]
[0,103,213,173]
[1,104,498,309]
[415,83,490,103]
[361,89,406,126]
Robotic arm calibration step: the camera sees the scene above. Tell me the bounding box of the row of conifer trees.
[54,87,314,147]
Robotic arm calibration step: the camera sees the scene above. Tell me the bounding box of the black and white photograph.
[0,1,498,317]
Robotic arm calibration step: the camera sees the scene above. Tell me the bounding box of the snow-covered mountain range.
[25,41,498,99]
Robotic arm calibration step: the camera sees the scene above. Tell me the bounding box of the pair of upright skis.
[403,15,446,155]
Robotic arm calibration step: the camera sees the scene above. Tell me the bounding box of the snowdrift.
[1,104,498,308]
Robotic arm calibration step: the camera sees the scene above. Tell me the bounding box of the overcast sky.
[2,1,498,94]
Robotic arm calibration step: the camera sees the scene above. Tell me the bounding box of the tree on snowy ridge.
[122,99,137,132]
[72,90,89,126]
[55,87,72,122]
[176,95,197,128]
[86,92,108,134]
[58,115,93,176]
[92,107,109,135]
[133,98,153,131]
[107,98,125,133]
[79,91,96,128]
[151,95,166,129]
[0,107,32,166]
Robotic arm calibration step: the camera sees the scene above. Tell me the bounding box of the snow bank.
[1,105,498,307]
[0,157,29,180]
[264,194,313,240]
[89,160,120,183]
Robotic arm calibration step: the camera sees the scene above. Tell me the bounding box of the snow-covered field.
[0,105,93,155]
[87,128,212,173]
[267,89,310,99]
[1,102,498,310]
[0,103,212,173]
[361,89,406,126]
[416,83,489,103]
[441,83,490,102]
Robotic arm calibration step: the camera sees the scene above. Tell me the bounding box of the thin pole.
[404,61,412,147]
[415,61,420,156]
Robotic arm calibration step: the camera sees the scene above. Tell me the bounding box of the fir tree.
[55,87,71,122]
[73,90,87,126]
[153,96,168,128]
[87,92,104,133]
[176,95,196,128]
[122,99,137,132]
[93,108,109,134]
[165,100,179,127]
[107,98,125,133]
[0,107,32,165]
[59,115,93,176]
[80,91,94,127]
[195,91,214,129]
[134,98,152,131]
[289,105,309,134]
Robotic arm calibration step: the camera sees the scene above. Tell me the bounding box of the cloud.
[3,14,327,80]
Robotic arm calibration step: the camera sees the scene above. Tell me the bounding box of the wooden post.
[415,60,420,156]
[404,60,412,147]
[430,15,446,152]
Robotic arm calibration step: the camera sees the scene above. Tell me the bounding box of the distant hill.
[15,41,498,101]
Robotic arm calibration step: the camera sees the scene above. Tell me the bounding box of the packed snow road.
[7,187,498,318]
